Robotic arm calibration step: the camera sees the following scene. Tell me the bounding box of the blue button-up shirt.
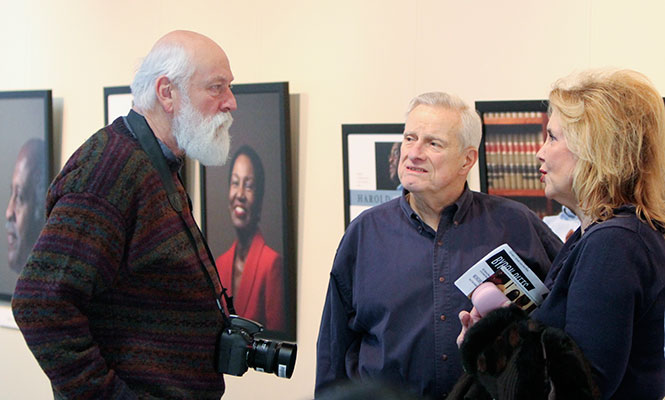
[316,187,561,399]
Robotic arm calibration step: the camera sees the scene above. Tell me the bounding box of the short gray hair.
[406,92,481,149]
[130,43,194,111]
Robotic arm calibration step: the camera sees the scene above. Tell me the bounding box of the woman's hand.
[456,307,482,347]
[457,283,511,347]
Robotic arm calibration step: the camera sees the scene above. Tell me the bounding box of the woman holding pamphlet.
[454,69,665,400]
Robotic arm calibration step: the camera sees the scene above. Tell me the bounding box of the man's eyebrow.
[422,133,448,143]
[206,75,229,85]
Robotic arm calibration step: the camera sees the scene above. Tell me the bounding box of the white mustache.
[210,111,233,132]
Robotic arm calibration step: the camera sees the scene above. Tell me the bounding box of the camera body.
[216,315,297,379]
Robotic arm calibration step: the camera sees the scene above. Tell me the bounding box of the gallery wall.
[1,1,665,398]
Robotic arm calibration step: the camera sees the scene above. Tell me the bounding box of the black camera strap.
[124,110,236,320]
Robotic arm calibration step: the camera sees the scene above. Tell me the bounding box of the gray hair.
[406,92,482,149]
[130,43,195,111]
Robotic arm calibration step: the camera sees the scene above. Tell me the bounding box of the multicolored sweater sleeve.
[12,118,226,399]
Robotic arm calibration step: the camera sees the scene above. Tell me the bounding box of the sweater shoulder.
[47,124,158,216]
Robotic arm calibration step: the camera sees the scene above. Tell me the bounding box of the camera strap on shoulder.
[124,110,236,319]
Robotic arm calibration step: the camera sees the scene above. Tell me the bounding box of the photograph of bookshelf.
[475,100,562,219]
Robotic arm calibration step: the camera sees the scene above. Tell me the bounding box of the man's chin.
[399,181,418,192]
[8,260,22,274]
[182,135,230,166]
[196,150,229,167]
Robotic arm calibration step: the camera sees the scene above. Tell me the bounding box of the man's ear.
[460,147,478,175]
[155,76,175,114]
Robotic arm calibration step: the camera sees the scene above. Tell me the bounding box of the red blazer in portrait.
[216,231,286,332]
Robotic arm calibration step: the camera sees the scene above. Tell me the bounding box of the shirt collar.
[123,111,184,173]
[157,136,183,171]
[453,183,473,223]
[399,183,472,232]
[560,206,577,220]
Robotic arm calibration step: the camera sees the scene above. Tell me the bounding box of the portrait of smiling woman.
[216,145,287,332]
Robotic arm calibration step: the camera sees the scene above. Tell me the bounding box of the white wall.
[1,1,665,398]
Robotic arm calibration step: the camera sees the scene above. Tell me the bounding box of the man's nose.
[6,196,15,221]
[407,141,425,160]
[220,91,237,113]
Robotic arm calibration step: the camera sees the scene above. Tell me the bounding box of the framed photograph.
[474,100,563,217]
[200,82,295,341]
[342,124,404,228]
[475,100,578,242]
[0,90,53,302]
[103,85,133,125]
[104,86,187,187]
[475,100,549,195]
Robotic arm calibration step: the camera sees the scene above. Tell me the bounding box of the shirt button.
[454,221,459,226]
[440,314,446,321]
[439,276,445,282]
[437,240,443,246]
[442,393,448,398]
[441,354,448,361]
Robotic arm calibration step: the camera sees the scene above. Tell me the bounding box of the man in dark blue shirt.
[315,92,562,399]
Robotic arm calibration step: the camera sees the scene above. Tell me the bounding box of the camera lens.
[247,339,297,378]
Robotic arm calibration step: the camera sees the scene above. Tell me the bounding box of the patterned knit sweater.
[12,117,226,399]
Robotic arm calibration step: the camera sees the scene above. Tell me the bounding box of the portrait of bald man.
[2,138,46,292]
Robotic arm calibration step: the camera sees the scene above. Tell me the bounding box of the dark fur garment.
[448,305,599,400]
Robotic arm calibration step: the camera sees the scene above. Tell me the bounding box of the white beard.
[172,95,233,166]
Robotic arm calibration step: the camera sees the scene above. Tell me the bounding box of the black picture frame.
[200,82,295,341]
[0,90,53,301]
[103,86,187,188]
[341,123,404,228]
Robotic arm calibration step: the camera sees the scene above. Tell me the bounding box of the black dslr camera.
[216,315,297,378]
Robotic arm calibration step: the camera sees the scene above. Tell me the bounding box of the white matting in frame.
[342,124,404,228]
[103,86,133,125]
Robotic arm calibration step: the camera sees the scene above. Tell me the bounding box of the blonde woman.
[532,68,665,398]
[458,69,665,399]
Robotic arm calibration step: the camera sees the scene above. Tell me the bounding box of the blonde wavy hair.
[549,68,665,229]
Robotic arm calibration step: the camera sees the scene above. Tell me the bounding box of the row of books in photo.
[484,130,545,191]
[482,111,544,121]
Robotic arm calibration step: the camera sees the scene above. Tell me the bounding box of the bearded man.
[12,30,237,399]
